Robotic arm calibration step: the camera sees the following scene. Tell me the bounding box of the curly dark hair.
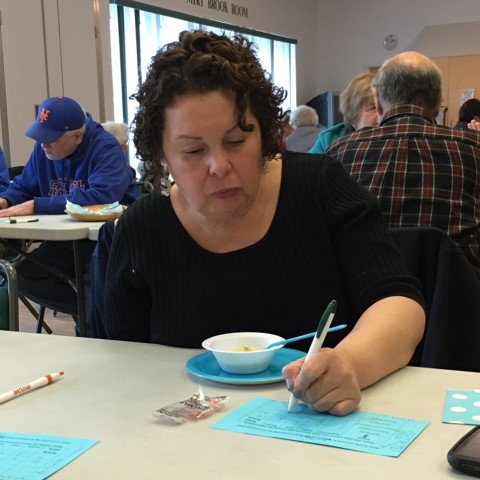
[131,30,286,182]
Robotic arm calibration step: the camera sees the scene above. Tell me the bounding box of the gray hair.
[372,51,442,115]
[289,105,319,128]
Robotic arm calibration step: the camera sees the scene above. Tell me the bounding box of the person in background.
[453,98,480,130]
[0,96,139,315]
[278,109,293,152]
[102,121,129,153]
[0,146,10,192]
[326,51,480,270]
[309,72,377,154]
[102,120,137,180]
[0,146,15,259]
[284,105,323,153]
[102,30,425,417]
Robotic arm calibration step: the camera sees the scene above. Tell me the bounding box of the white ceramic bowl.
[202,332,285,374]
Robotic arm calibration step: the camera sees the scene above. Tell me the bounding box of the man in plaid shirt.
[326,51,480,269]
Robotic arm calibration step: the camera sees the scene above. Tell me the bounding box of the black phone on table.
[448,426,480,476]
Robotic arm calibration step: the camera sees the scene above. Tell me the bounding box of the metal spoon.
[265,324,347,349]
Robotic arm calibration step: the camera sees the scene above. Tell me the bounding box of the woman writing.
[103,30,425,416]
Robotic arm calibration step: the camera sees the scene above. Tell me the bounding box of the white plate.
[185,348,305,385]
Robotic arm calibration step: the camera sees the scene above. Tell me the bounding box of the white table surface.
[0,331,477,479]
[87,223,103,241]
[0,214,103,241]
[0,214,104,335]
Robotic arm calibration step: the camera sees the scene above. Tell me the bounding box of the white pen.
[288,300,337,413]
[7,218,39,224]
[0,371,64,405]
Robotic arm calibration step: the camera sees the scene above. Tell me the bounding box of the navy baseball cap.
[25,96,86,144]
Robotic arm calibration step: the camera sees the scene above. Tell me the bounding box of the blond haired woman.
[309,72,377,154]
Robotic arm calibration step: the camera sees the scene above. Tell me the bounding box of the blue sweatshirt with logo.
[1,114,139,214]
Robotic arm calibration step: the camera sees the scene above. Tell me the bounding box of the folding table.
[0,215,104,336]
[0,331,477,479]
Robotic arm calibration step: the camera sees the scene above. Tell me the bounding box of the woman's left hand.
[282,347,361,416]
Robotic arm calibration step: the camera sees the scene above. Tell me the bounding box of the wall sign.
[461,88,474,105]
[186,0,249,19]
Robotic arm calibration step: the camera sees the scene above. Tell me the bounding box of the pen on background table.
[288,300,337,413]
[7,218,39,224]
[0,371,64,405]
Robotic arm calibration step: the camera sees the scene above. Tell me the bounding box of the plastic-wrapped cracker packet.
[153,386,230,425]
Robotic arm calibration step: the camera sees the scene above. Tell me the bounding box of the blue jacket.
[2,114,140,214]
[0,147,9,192]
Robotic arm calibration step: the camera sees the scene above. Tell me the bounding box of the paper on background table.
[0,432,98,480]
[443,389,480,425]
[211,397,429,457]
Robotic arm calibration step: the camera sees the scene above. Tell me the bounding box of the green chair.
[0,259,19,330]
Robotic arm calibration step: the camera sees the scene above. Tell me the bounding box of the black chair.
[391,226,480,372]
[0,259,18,331]
[19,293,76,334]
[88,220,116,338]
[8,165,24,181]
[4,239,82,335]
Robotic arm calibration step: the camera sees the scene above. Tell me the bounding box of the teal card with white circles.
[443,389,480,425]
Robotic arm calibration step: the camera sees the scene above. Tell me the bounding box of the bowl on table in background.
[201,332,285,375]
[65,200,124,222]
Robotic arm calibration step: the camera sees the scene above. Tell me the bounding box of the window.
[109,0,296,172]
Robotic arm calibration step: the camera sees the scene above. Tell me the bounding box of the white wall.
[0,0,47,166]
[314,0,480,94]
[0,0,101,167]
[1,0,480,167]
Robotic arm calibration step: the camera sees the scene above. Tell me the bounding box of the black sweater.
[104,153,423,348]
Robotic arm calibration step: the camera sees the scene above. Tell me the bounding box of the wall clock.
[383,34,398,51]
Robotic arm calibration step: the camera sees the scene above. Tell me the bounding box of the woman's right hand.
[282,347,361,416]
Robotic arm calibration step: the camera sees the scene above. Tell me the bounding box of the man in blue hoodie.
[0,96,139,321]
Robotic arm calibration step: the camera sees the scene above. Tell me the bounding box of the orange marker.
[0,371,64,404]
